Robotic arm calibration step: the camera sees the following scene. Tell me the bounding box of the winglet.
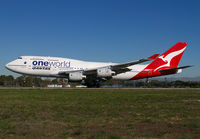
[148,54,160,60]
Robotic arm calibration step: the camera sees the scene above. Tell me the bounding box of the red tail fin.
[149,42,188,71]
[131,42,188,80]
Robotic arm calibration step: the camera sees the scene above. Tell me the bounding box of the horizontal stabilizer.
[159,65,193,73]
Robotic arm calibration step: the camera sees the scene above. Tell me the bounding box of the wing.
[110,53,160,74]
[58,54,160,76]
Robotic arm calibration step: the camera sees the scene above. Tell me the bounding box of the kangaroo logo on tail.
[154,47,186,71]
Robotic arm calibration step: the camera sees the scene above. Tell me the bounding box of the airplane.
[5,42,192,87]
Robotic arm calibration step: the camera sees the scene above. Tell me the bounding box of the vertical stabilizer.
[148,42,188,71]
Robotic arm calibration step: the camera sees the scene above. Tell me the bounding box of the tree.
[52,79,59,84]
[15,76,25,87]
[42,78,52,87]
[25,76,34,87]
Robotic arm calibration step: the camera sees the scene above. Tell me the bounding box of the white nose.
[5,63,10,69]
[5,61,14,71]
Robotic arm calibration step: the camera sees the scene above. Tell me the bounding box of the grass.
[0,89,200,138]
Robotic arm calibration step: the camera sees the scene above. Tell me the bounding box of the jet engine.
[97,67,115,77]
[69,72,86,81]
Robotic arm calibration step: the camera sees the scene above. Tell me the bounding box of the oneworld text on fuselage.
[32,61,71,68]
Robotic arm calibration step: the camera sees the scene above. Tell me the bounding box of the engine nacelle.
[69,72,86,81]
[97,67,115,77]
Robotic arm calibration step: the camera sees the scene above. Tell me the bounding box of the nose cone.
[5,61,15,71]
[5,63,10,70]
[5,59,26,74]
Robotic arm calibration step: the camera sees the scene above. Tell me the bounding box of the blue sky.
[0,0,199,77]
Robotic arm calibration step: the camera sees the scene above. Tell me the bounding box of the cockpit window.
[18,57,22,59]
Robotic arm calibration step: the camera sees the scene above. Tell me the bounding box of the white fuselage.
[6,56,147,80]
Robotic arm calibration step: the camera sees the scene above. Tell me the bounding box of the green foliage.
[0,75,14,86]
[0,75,63,87]
[103,80,200,88]
[1,75,200,88]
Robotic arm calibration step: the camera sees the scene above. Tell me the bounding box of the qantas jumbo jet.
[6,42,191,87]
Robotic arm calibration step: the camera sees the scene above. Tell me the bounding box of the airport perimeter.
[0,88,200,138]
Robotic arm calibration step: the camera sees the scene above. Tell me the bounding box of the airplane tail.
[148,42,188,71]
[131,42,190,80]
